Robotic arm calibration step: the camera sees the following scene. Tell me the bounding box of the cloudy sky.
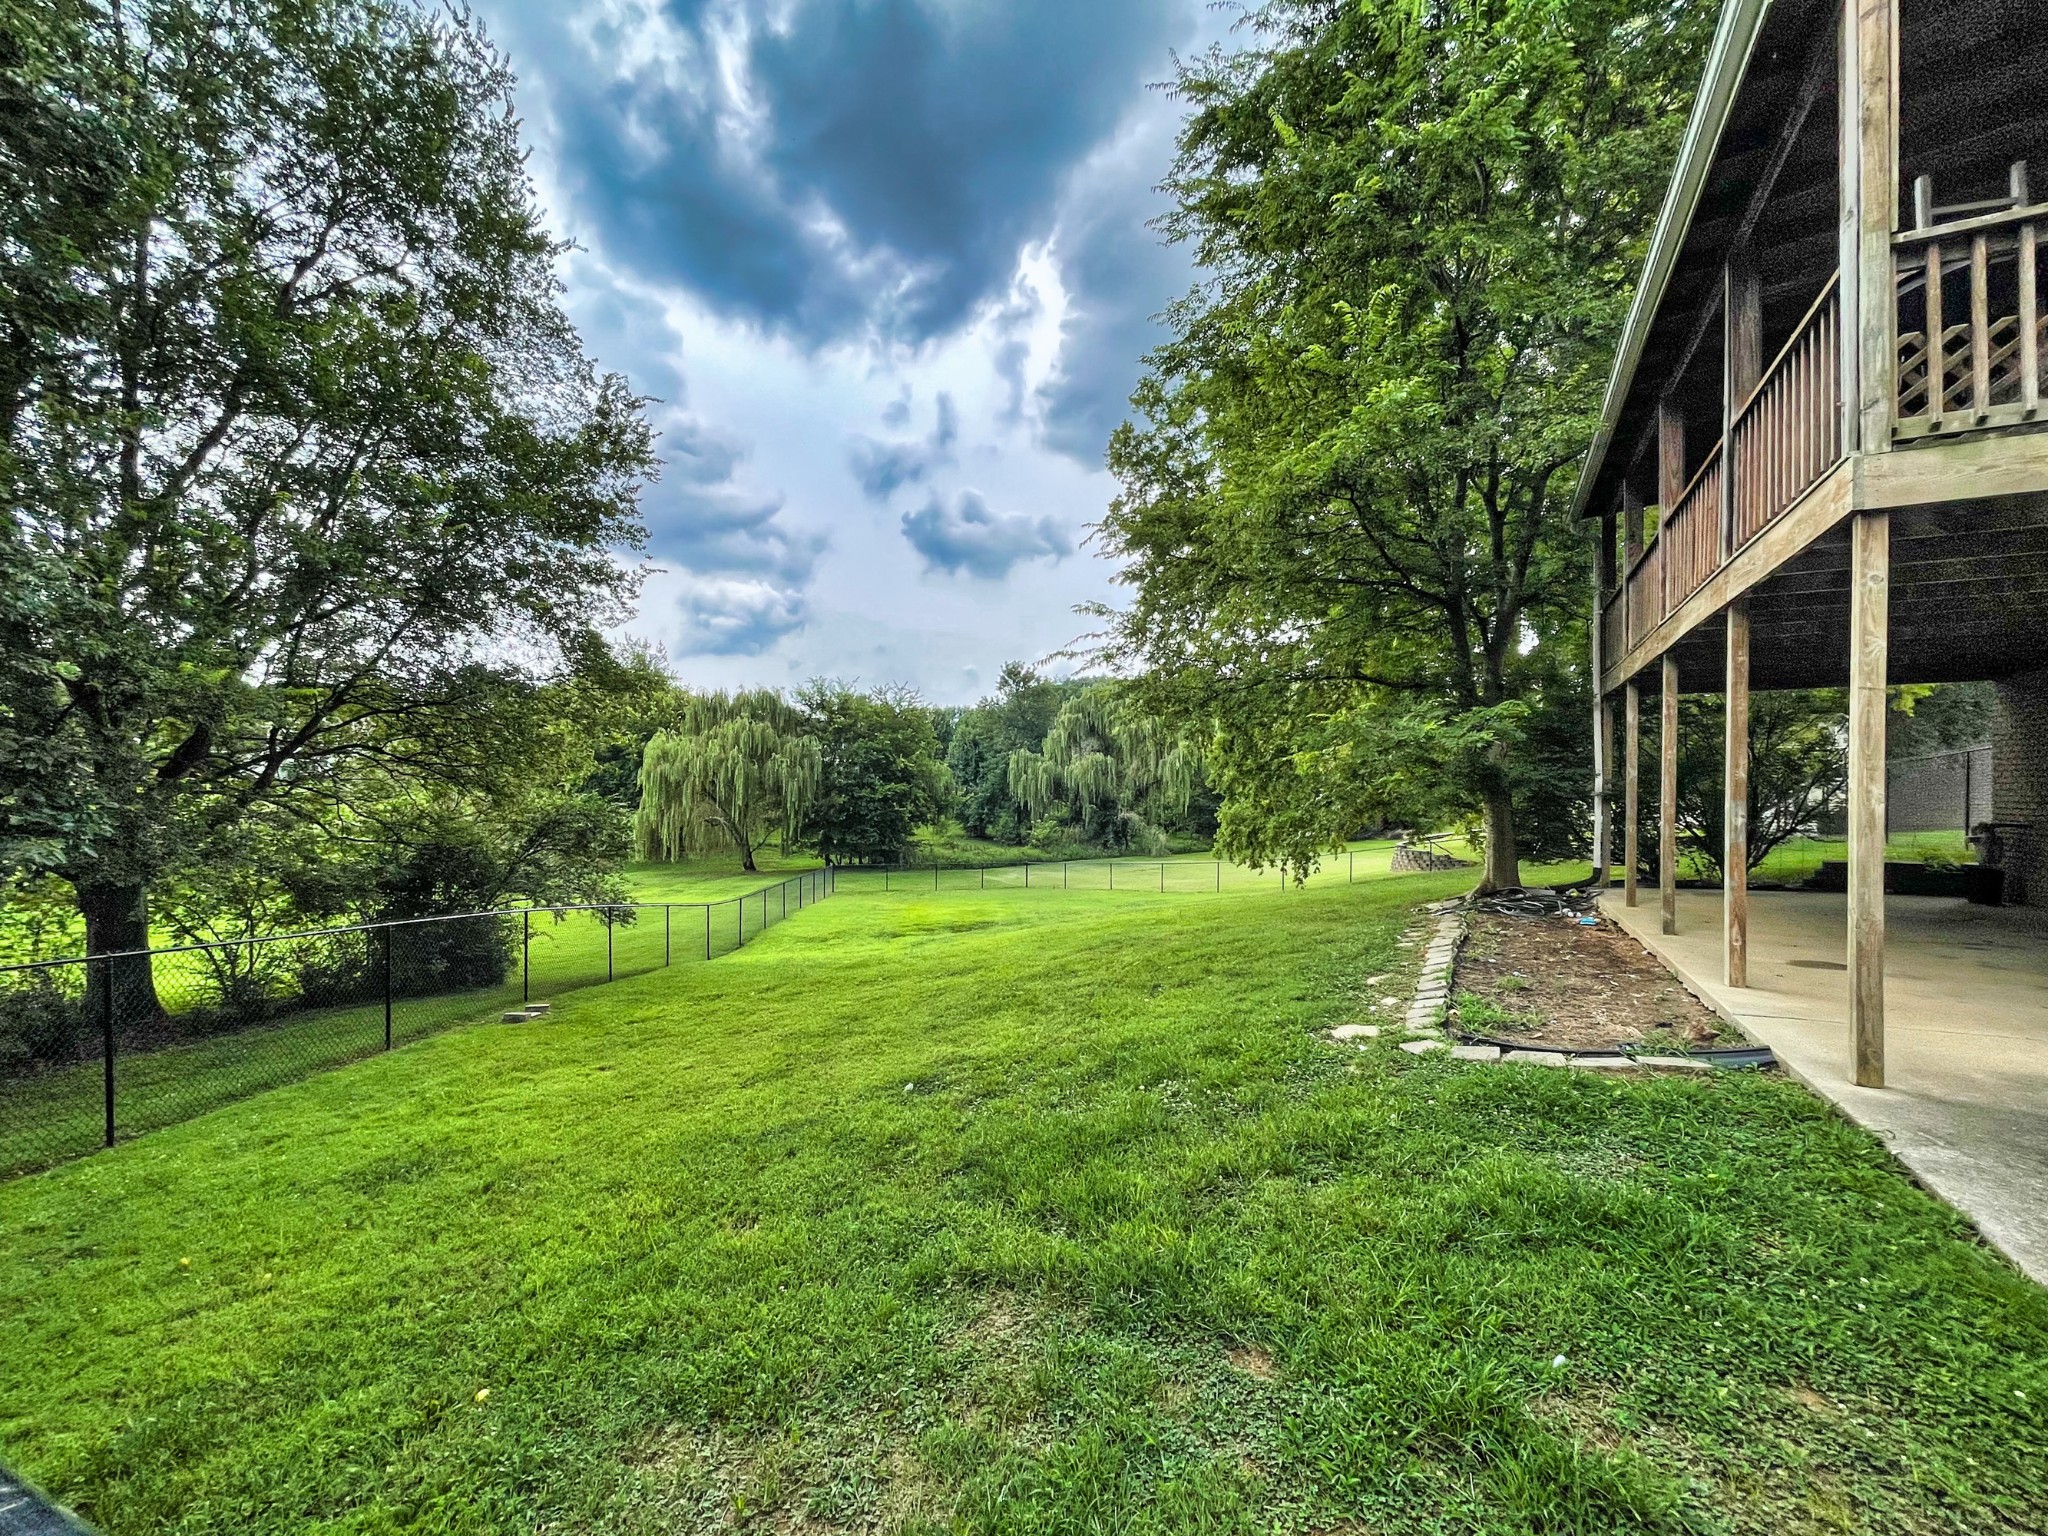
[474,0,1232,705]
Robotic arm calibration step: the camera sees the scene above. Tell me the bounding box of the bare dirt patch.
[1225,1343,1279,1380]
[1451,910,1734,1052]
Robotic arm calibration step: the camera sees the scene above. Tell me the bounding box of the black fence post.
[665,904,672,966]
[1159,862,1165,892]
[1064,861,1069,889]
[980,865,985,889]
[1108,860,1114,891]
[1349,849,1355,883]
[383,927,395,1049]
[1024,861,1030,888]
[704,904,712,960]
[607,910,614,980]
[100,956,115,1148]
[738,899,744,948]
[522,910,531,1003]
[1216,861,1221,892]
[933,862,939,892]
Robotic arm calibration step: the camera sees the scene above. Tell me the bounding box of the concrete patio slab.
[1604,889,2048,1285]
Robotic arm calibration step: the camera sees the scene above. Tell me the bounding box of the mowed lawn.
[2,880,2045,1534]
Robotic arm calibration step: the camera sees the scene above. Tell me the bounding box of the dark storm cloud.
[495,0,1183,345]
[901,490,1066,579]
[1034,105,1195,465]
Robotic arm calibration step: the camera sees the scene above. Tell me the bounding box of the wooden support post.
[1725,252,1763,557]
[1660,656,1679,935]
[1848,512,1889,1087]
[1656,401,1685,620]
[1841,0,1898,454]
[1724,601,1752,987]
[1594,694,1615,879]
[1971,234,1992,419]
[2022,217,2040,416]
[2022,162,2039,417]
[1621,484,1645,643]
[1624,682,1641,906]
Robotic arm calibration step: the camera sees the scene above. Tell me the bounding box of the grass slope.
[2,878,2044,1534]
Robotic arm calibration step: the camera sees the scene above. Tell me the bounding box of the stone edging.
[1328,897,1721,1073]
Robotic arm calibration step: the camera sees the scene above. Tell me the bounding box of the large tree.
[1008,685,1200,853]
[945,662,1074,842]
[797,682,947,866]
[0,0,653,1012]
[1096,0,1709,889]
[633,692,820,873]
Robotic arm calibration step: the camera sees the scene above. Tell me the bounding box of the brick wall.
[1991,668,2048,907]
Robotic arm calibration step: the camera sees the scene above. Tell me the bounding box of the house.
[1574,0,2048,1095]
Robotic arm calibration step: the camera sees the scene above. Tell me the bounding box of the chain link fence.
[0,868,832,1179]
[833,849,1387,893]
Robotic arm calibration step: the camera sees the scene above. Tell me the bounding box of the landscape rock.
[1399,1038,1448,1054]
[1330,1024,1380,1041]
[1502,1049,1570,1067]
[1449,1044,1502,1062]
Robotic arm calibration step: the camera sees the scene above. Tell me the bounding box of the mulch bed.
[1450,909,1735,1053]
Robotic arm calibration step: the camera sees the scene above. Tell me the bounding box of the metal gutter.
[1569,0,1776,518]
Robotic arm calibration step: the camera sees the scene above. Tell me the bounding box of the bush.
[0,975,87,1067]
[392,915,514,997]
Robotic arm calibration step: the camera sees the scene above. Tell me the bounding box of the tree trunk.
[76,880,165,1031]
[739,844,758,873]
[1476,782,1523,896]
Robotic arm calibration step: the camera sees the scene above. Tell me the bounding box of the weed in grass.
[1453,990,1547,1034]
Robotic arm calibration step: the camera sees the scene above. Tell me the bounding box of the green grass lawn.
[6,848,1486,1181]
[3,875,2044,1533]
[0,873,829,1178]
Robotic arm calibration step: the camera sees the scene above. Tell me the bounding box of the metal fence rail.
[0,869,832,1179]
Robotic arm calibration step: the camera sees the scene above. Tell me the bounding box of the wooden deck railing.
[1625,539,1663,651]
[1731,274,1840,546]
[1895,203,2045,438]
[1599,588,1626,669]
[1659,444,1723,609]
[1611,273,1844,668]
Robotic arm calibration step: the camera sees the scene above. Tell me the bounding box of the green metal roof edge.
[1569,0,1776,519]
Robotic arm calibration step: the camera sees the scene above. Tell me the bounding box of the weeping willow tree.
[633,691,821,871]
[1008,686,1199,852]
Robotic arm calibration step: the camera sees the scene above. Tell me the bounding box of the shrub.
[0,975,87,1067]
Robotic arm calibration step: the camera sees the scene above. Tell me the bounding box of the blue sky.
[474,0,1228,704]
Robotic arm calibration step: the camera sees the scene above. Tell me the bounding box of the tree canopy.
[797,682,948,865]
[0,0,654,994]
[633,691,821,873]
[1096,0,1709,887]
[945,663,1078,843]
[1009,685,1200,854]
